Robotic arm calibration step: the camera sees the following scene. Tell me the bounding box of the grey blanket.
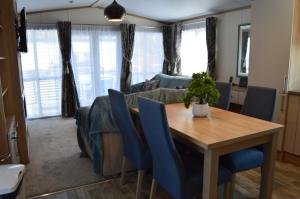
[76,88,187,175]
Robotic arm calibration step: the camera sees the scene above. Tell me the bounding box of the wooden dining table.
[132,103,284,199]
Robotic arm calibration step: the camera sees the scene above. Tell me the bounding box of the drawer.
[231,91,239,104]
[238,91,246,105]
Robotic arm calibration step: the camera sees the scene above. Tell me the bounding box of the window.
[181,22,207,76]
[72,25,122,106]
[131,27,164,84]
[21,25,62,119]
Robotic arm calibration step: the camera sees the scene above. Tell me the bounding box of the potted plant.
[183,72,220,117]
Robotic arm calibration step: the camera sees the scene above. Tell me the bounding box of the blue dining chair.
[138,97,232,199]
[221,86,277,196]
[215,82,232,110]
[108,89,152,199]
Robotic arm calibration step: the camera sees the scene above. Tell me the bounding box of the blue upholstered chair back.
[108,89,147,169]
[138,97,185,199]
[215,82,232,110]
[241,86,276,121]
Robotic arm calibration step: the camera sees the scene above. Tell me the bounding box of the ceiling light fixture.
[104,0,126,22]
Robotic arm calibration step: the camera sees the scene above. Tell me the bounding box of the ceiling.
[17,0,253,22]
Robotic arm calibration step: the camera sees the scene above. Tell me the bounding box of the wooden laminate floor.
[29,161,300,199]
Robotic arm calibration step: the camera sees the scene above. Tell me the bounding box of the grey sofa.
[76,74,192,177]
[129,73,192,93]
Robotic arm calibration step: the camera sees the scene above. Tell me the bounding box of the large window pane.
[72,25,121,106]
[181,22,207,76]
[72,32,94,106]
[132,27,164,84]
[98,32,121,96]
[21,25,62,119]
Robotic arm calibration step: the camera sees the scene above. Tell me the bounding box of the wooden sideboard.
[231,85,247,105]
[282,90,300,166]
[229,85,247,113]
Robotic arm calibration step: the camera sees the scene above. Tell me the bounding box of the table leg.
[203,149,219,199]
[260,132,278,199]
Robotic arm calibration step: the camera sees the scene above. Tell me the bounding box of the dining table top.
[132,103,284,150]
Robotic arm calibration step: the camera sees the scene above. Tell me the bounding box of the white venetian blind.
[21,24,62,119]
[131,26,164,84]
[181,22,208,76]
[71,25,122,106]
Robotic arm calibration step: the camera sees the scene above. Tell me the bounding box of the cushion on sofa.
[128,82,144,93]
[151,73,191,89]
[129,73,192,93]
[143,79,160,91]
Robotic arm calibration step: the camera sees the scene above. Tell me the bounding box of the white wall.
[27,7,164,27]
[216,9,251,84]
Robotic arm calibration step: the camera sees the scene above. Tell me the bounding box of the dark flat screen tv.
[18,8,28,53]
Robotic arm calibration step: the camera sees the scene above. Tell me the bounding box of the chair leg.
[136,170,145,199]
[120,156,127,185]
[223,174,236,199]
[149,179,157,199]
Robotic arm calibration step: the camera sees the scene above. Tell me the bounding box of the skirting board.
[277,151,300,167]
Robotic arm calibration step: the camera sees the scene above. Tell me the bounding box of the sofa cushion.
[129,82,144,93]
[143,79,160,91]
[152,73,191,89]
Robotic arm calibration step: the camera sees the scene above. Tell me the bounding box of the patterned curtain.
[162,25,182,75]
[120,23,135,92]
[57,21,80,117]
[162,26,173,75]
[173,24,182,75]
[206,17,217,80]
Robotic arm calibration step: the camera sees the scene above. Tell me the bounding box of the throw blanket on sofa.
[76,88,187,175]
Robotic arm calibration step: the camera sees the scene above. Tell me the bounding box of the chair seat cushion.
[180,151,232,197]
[220,148,263,173]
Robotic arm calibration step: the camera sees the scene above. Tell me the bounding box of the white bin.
[0,164,26,199]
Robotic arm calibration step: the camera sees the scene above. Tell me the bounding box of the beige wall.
[216,9,251,84]
[27,7,164,27]
[249,0,293,91]
[249,0,294,149]
[249,0,294,119]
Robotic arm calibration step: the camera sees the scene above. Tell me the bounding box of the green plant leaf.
[183,72,220,108]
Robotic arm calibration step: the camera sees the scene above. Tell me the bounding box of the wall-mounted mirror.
[237,24,251,77]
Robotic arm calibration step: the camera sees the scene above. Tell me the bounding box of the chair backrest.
[138,97,185,199]
[215,82,232,110]
[241,86,276,121]
[108,89,146,169]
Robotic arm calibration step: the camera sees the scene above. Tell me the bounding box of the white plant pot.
[192,103,209,117]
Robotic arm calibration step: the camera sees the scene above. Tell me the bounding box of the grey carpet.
[25,117,103,197]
